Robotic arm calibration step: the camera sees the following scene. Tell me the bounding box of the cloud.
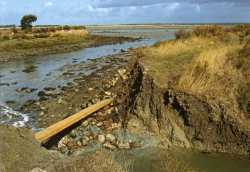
[44,1,53,7]
[0,0,249,25]
[0,1,7,6]
[95,0,250,8]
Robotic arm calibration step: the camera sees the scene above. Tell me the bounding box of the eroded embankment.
[115,59,250,156]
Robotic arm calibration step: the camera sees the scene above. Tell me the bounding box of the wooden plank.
[35,98,113,143]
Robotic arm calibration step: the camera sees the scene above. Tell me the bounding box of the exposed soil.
[116,58,250,156]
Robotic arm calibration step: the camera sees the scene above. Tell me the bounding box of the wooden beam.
[35,98,113,143]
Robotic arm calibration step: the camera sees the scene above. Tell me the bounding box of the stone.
[77,141,82,146]
[81,139,88,146]
[58,136,70,149]
[39,112,45,116]
[88,88,94,91]
[82,120,89,127]
[103,142,116,150]
[30,168,47,172]
[97,122,103,127]
[106,134,116,143]
[58,98,63,104]
[105,91,112,96]
[118,142,130,149]
[98,135,106,144]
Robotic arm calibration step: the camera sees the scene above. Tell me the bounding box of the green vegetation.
[20,14,37,30]
[0,26,134,62]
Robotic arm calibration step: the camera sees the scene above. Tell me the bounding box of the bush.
[2,35,10,40]
[175,30,192,40]
[48,27,56,32]
[71,26,86,30]
[193,25,225,37]
[11,27,18,34]
[33,33,50,38]
[63,25,71,31]
[12,33,29,39]
[21,14,37,30]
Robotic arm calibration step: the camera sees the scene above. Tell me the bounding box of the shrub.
[71,26,86,30]
[11,26,18,34]
[175,30,192,40]
[33,33,50,38]
[48,27,56,32]
[1,35,10,40]
[21,14,37,30]
[63,25,71,31]
[193,25,225,37]
[12,33,29,39]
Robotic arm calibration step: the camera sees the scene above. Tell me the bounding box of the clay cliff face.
[116,58,250,156]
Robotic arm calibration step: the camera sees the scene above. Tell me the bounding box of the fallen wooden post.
[35,98,113,143]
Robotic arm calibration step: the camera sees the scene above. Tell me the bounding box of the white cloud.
[195,4,201,13]
[44,1,53,7]
[169,2,180,11]
[0,1,7,6]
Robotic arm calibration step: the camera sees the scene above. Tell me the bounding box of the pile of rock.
[57,114,133,154]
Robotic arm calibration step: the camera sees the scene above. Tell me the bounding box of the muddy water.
[114,147,250,172]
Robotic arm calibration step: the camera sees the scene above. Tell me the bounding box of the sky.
[0,0,250,25]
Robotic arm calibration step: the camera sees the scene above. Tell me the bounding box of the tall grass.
[178,45,242,97]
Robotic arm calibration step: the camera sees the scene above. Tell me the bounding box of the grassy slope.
[139,25,250,128]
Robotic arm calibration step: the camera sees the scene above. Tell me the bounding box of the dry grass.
[139,25,250,120]
[178,44,243,98]
[140,37,219,87]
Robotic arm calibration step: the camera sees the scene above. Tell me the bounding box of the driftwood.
[35,98,113,143]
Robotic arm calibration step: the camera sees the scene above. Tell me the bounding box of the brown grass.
[140,37,217,87]
[139,25,250,121]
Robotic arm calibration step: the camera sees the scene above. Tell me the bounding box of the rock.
[22,65,37,73]
[97,122,103,127]
[106,134,116,143]
[77,141,82,146]
[16,87,37,93]
[57,98,63,104]
[103,142,116,150]
[30,168,47,172]
[44,87,56,91]
[38,91,46,97]
[120,49,126,52]
[88,88,94,91]
[106,109,112,115]
[69,130,77,138]
[81,139,88,146]
[105,91,112,96]
[82,120,89,127]
[118,142,130,149]
[39,112,45,116]
[58,136,70,149]
[98,135,106,144]
[111,123,120,129]
[118,69,127,80]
